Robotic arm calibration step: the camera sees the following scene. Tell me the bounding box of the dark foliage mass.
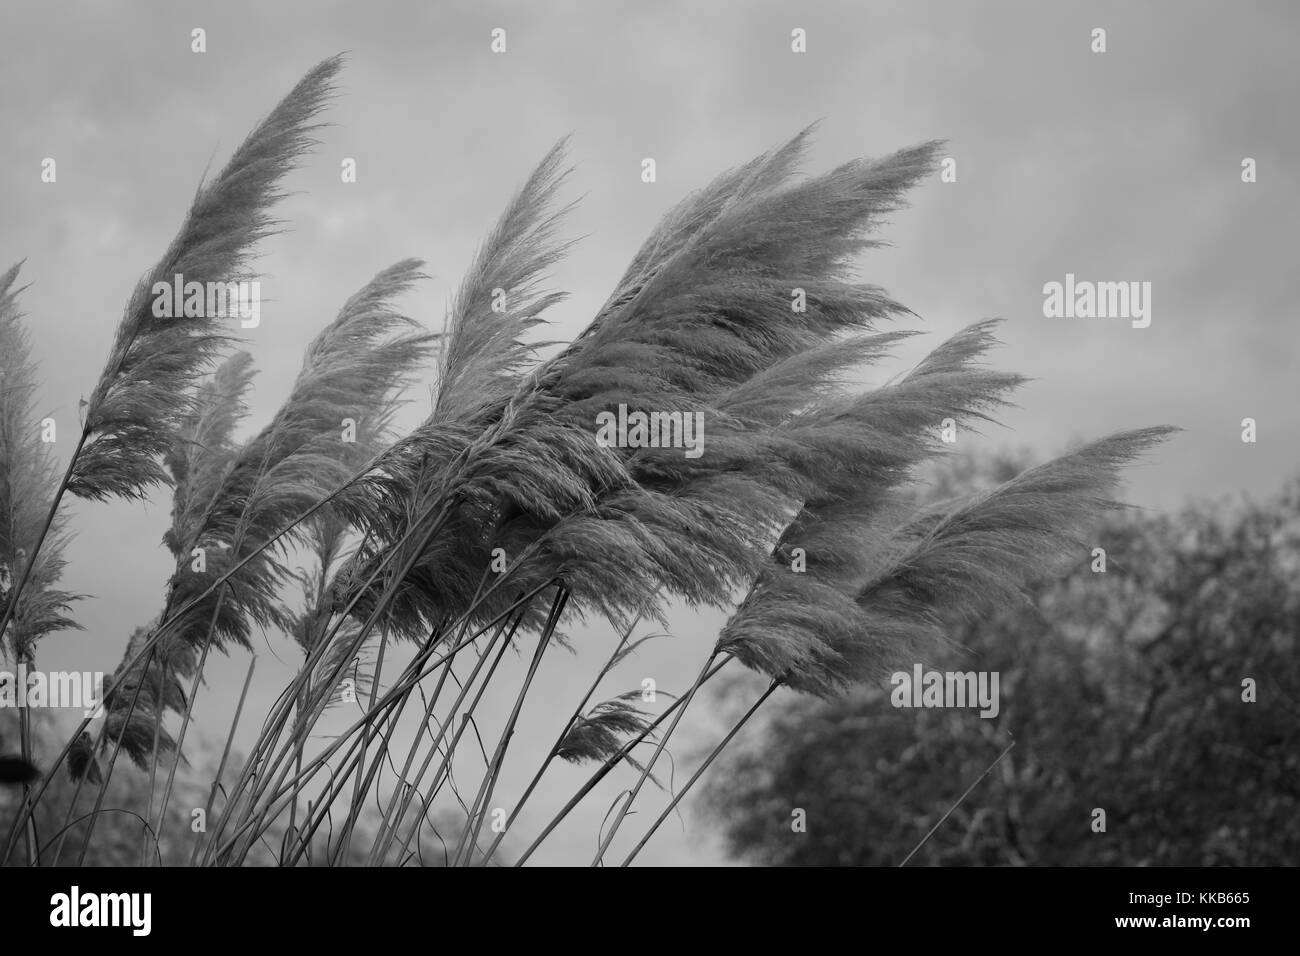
[703,475,1300,866]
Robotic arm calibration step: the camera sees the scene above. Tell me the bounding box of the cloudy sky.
[2,0,1296,865]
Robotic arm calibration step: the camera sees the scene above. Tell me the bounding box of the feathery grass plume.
[479,140,945,619]
[166,257,433,656]
[67,55,343,502]
[163,351,257,563]
[96,625,184,770]
[67,731,102,785]
[0,263,81,664]
[370,139,575,514]
[431,139,574,425]
[289,510,351,657]
[78,353,258,777]
[556,693,656,768]
[720,427,1178,695]
[539,135,939,413]
[584,316,1038,859]
[577,318,1024,673]
[560,126,818,359]
[751,320,1026,515]
[341,136,948,643]
[337,145,582,639]
[858,426,1180,616]
[288,510,375,709]
[98,261,433,766]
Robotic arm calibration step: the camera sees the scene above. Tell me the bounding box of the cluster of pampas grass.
[0,264,81,855]
[0,264,81,669]
[1,56,1172,867]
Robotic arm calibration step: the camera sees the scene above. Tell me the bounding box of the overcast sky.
[2,0,1296,865]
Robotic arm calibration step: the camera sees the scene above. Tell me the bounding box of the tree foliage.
[702,472,1300,866]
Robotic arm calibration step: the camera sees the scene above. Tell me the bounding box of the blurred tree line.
[701,459,1300,866]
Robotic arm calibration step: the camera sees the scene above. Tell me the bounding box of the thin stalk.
[358,623,456,863]
[480,608,645,865]
[1,426,90,865]
[513,655,732,866]
[248,567,533,868]
[260,715,383,866]
[202,497,457,854]
[228,608,503,866]
[139,658,168,866]
[286,670,310,859]
[304,624,457,865]
[361,625,490,866]
[74,645,156,866]
[250,591,534,867]
[17,702,34,865]
[235,490,585,856]
[333,626,391,863]
[452,586,566,866]
[47,712,114,867]
[619,679,779,866]
[379,612,521,866]
[0,427,88,653]
[5,451,389,859]
[591,648,720,866]
[209,561,553,868]
[328,530,482,861]
[187,656,257,865]
[236,656,436,868]
[143,585,229,865]
[366,559,557,859]
[269,575,549,866]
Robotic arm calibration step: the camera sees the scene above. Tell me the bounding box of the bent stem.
[619,678,779,866]
[5,452,390,863]
[1,426,89,865]
[74,645,156,866]
[143,586,230,865]
[188,656,257,865]
[281,580,547,865]
[452,585,567,865]
[479,609,647,865]
[513,655,732,866]
[200,498,458,859]
[246,582,545,867]
[16,703,34,865]
[379,613,522,866]
[333,626,392,864]
[590,647,720,866]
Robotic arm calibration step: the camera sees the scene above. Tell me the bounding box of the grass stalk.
[479,608,646,865]
[140,585,229,864]
[377,611,522,866]
[187,656,257,865]
[512,655,732,866]
[74,645,155,865]
[619,678,779,866]
[590,648,720,865]
[451,585,566,865]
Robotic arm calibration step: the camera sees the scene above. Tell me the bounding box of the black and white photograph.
[0,0,1294,933]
